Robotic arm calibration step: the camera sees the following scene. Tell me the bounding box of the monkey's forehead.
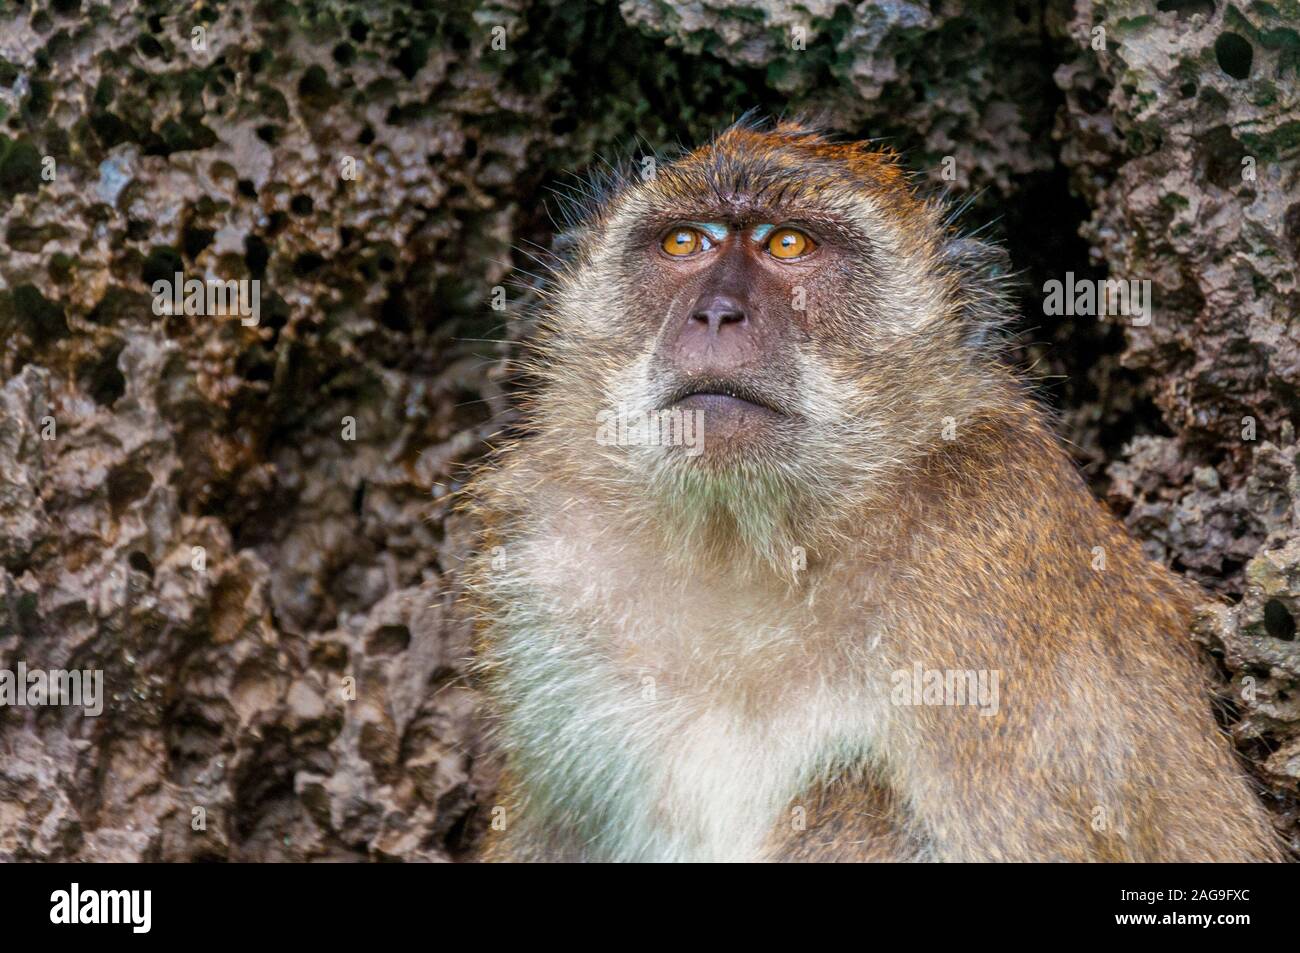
[640,125,918,220]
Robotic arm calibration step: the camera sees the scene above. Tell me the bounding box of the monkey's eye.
[766,227,815,260]
[661,227,711,257]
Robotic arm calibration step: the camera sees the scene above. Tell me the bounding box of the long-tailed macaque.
[463,120,1281,862]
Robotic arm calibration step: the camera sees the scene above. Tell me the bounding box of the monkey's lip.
[670,391,786,419]
[666,380,788,418]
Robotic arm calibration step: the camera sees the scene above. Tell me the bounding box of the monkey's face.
[543,123,985,545]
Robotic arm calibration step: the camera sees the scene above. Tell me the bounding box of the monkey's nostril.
[690,294,747,331]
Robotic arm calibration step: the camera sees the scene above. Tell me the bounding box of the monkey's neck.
[563,449,910,585]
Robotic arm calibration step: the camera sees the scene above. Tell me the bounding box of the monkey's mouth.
[665,380,787,420]
[659,380,791,456]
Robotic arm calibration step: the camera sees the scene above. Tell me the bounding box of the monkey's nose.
[690,294,747,333]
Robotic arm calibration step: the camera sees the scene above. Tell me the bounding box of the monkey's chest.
[494,527,889,860]
[500,622,885,862]
[643,699,876,862]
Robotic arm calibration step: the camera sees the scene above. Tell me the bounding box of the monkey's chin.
[668,393,788,461]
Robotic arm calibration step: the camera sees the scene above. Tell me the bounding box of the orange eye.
[662,228,703,256]
[767,227,814,259]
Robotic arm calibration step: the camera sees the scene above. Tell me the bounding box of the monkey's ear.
[546,158,639,265]
[940,235,1014,349]
[551,224,589,265]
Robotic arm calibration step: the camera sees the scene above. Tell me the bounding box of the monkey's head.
[528,119,1011,568]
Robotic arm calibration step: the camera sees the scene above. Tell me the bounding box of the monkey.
[461,118,1282,862]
